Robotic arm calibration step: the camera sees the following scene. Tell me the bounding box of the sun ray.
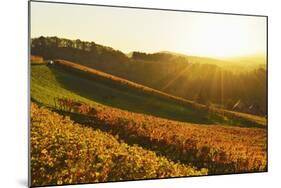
[161,63,192,91]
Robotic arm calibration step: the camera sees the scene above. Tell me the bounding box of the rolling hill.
[31,59,266,127]
[30,37,267,181]
[31,36,267,116]
[30,59,267,179]
[30,33,268,187]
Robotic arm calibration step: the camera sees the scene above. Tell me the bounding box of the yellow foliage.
[30,103,206,186]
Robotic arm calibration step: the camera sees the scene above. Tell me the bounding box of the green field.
[31,63,266,127]
[31,64,218,124]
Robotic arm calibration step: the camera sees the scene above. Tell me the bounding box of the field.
[31,103,206,186]
[30,59,267,186]
[67,105,266,174]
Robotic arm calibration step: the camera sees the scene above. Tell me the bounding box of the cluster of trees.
[31,36,267,115]
[31,36,129,73]
[132,51,189,64]
[157,63,267,115]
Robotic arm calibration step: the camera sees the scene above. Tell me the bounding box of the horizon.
[31,2,266,59]
[31,35,266,64]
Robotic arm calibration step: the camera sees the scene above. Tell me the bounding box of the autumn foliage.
[59,99,267,174]
[31,103,207,186]
[30,59,267,186]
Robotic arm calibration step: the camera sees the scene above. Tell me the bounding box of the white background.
[0,0,280,187]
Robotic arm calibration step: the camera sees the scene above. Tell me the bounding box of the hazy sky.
[30,2,267,58]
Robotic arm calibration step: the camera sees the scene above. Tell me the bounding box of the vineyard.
[56,98,267,174]
[54,59,266,127]
[31,103,207,186]
[30,59,267,186]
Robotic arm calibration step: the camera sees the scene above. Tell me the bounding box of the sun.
[182,14,266,58]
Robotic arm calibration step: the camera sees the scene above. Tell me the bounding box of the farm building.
[232,99,247,112]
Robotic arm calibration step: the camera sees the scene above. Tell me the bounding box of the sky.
[30,1,267,58]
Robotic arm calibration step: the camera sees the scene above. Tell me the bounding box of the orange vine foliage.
[72,101,267,174]
[31,103,207,186]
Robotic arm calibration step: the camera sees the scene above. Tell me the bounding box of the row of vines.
[31,103,207,186]
[59,99,267,174]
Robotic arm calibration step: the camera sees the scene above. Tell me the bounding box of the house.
[232,99,246,111]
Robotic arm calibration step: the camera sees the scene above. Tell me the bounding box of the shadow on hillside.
[48,64,265,128]
[48,64,225,125]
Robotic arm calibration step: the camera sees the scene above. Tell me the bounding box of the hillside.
[31,59,266,127]
[30,62,266,181]
[64,100,266,174]
[31,63,218,124]
[56,60,267,127]
[31,36,267,116]
[31,103,206,186]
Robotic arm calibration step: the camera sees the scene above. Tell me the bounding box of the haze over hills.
[31,36,267,115]
[223,54,266,69]
[158,51,266,70]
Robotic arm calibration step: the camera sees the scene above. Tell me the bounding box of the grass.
[31,64,223,125]
[31,61,266,127]
[31,64,99,107]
